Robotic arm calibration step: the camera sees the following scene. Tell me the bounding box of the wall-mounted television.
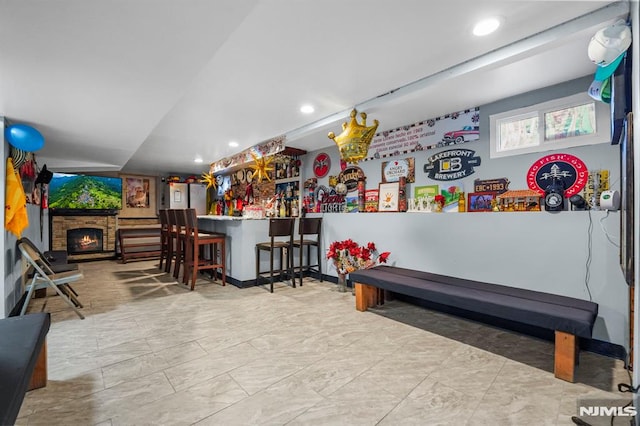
[48,173,123,212]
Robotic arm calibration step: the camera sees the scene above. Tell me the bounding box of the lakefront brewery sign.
[423,149,481,181]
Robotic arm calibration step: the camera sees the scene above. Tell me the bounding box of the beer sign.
[423,149,481,181]
[473,178,510,194]
[338,166,365,193]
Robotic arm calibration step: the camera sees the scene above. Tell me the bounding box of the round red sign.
[526,153,588,197]
[313,153,331,178]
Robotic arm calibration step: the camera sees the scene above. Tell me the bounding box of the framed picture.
[467,192,496,212]
[126,177,150,208]
[119,173,157,218]
[414,184,439,199]
[378,182,400,212]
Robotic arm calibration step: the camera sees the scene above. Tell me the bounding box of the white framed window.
[490,92,610,158]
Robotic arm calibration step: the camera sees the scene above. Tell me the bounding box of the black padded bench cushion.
[0,313,51,425]
[349,265,598,339]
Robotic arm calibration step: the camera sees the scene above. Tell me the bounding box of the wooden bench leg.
[355,283,377,311]
[28,339,47,391]
[555,331,576,382]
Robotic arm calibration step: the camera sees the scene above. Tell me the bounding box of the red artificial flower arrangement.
[327,239,390,275]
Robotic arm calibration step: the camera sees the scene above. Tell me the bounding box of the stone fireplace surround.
[51,213,117,261]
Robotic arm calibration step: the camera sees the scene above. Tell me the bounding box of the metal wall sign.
[526,153,588,197]
[473,178,510,194]
[382,157,415,183]
[315,185,346,213]
[338,166,365,192]
[423,149,481,181]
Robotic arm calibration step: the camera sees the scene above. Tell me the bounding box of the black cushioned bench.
[0,313,51,425]
[349,265,598,382]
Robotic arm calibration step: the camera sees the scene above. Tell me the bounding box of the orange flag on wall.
[5,157,29,237]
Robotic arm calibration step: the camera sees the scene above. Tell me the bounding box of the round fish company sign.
[526,153,588,197]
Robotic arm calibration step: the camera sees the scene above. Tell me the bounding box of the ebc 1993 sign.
[526,153,588,197]
[423,149,481,181]
[474,178,510,194]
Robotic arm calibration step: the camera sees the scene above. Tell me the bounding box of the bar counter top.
[197,215,252,221]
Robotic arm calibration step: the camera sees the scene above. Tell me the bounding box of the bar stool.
[173,209,190,281]
[293,217,322,286]
[165,209,179,274]
[256,218,295,293]
[184,208,226,290]
[158,209,170,271]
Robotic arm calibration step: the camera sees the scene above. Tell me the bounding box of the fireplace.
[67,228,104,254]
[51,213,117,260]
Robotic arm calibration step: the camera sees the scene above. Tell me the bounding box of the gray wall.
[301,75,628,348]
[2,114,50,317]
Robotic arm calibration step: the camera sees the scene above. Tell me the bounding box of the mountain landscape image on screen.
[49,174,122,210]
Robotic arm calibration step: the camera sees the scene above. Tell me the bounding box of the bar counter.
[197,215,285,286]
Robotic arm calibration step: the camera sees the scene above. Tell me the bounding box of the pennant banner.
[210,136,285,174]
[362,108,480,162]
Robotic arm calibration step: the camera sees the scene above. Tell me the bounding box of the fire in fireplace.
[67,227,104,254]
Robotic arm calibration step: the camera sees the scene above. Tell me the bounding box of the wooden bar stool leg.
[214,243,218,281]
[298,243,304,287]
[165,238,173,273]
[289,247,295,288]
[317,243,322,282]
[182,239,190,285]
[190,242,199,291]
[173,237,182,280]
[256,246,260,287]
[220,239,226,286]
[270,248,275,293]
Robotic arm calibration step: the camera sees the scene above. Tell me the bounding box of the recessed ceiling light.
[228,141,239,148]
[194,156,203,163]
[473,17,501,36]
[300,104,315,114]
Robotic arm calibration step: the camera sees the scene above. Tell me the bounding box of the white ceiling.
[0,1,629,176]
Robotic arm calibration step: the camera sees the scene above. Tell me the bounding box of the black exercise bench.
[349,265,598,382]
[0,313,50,425]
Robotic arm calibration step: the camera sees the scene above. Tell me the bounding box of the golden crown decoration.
[328,109,379,164]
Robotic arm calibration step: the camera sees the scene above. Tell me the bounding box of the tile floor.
[17,259,632,425]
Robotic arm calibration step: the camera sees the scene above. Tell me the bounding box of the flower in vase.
[326,239,390,275]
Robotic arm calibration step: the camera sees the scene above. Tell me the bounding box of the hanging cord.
[599,210,620,248]
[611,351,638,425]
[584,209,593,302]
[572,352,637,426]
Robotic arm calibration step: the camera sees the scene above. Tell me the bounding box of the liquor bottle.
[458,192,466,212]
[357,179,365,212]
[279,198,286,217]
[398,177,407,212]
